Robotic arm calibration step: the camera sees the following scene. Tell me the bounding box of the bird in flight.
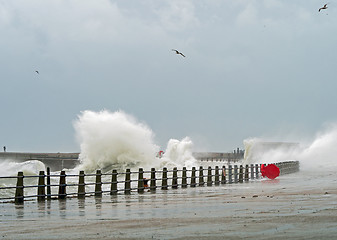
[319,3,328,12]
[35,70,39,74]
[172,49,186,57]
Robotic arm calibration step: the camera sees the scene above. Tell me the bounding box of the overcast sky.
[1,0,337,153]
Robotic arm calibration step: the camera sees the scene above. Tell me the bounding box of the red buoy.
[261,164,280,179]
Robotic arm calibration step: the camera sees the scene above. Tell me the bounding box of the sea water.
[0,110,199,200]
[1,110,337,200]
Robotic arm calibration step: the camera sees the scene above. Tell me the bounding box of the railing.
[199,158,242,164]
[0,161,299,204]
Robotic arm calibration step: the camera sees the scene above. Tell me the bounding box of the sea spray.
[73,110,198,173]
[160,137,197,169]
[243,123,337,172]
[74,110,159,172]
[297,123,337,171]
[243,138,300,164]
[0,160,47,200]
[0,160,46,176]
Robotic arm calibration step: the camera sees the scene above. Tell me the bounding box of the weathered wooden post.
[150,168,156,192]
[234,165,238,183]
[190,167,196,187]
[124,169,131,194]
[199,166,204,186]
[239,165,244,183]
[110,170,118,195]
[58,170,66,199]
[228,165,233,184]
[221,166,226,184]
[15,171,24,204]
[250,164,254,179]
[46,167,51,200]
[78,170,85,198]
[255,164,259,179]
[172,167,178,189]
[138,168,144,193]
[245,165,249,182]
[37,171,45,201]
[95,170,102,197]
[215,166,220,185]
[277,162,283,175]
[161,167,168,190]
[260,164,265,178]
[207,166,212,186]
[182,167,187,188]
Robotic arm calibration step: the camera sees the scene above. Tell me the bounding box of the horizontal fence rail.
[0,161,300,204]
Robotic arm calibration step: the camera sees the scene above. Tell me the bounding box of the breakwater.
[0,150,245,171]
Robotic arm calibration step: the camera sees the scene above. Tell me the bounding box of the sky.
[1,0,337,153]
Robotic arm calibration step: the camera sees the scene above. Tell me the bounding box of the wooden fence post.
[95,170,102,197]
[215,166,220,185]
[199,166,204,186]
[78,170,85,198]
[221,166,226,184]
[255,164,259,179]
[250,164,254,179]
[37,171,45,201]
[138,168,144,193]
[150,168,156,192]
[234,165,238,183]
[125,169,131,194]
[172,167,178,189]
[191,167,196,187]
[58,170,66,199]
[228,165,233,184]
[207,166,212,186]
[110,170,118,195]
[245,165,249,182]
[182,167,187,188]
[162,167,168,190]
[239,165,244,183]
[15,172,24,204]
[46,167,51,200]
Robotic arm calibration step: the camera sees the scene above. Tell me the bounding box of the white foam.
[159,137,198,169]
[0,160,46,176]
[243,123,337,173]
[73,110,197,172]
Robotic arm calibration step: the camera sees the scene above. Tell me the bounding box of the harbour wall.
[0,152,80,171]
[0,150,244,171]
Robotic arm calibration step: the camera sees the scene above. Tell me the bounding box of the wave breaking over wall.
[243,123,337,172]
[73,110,197,172]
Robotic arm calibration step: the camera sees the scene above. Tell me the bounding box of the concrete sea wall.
[0,150,244,171]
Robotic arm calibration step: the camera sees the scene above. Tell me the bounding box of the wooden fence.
[0,161,299,204]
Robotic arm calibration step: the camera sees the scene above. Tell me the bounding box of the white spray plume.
[74,110,159,172]
[160,137,198,169]
[243,123,337,172]
[297,123,337,171]
[0,160,46,176]
[73,110,197,172]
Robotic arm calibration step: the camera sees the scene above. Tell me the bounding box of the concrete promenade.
[1,170,336,239]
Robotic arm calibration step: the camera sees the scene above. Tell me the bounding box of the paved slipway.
[1,170,336,240]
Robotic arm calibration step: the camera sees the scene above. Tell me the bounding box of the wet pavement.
[1,171,336,239]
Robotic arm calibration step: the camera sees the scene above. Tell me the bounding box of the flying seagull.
[172,49,186,57]
[35,70,39,74]
[319,3,328,12]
